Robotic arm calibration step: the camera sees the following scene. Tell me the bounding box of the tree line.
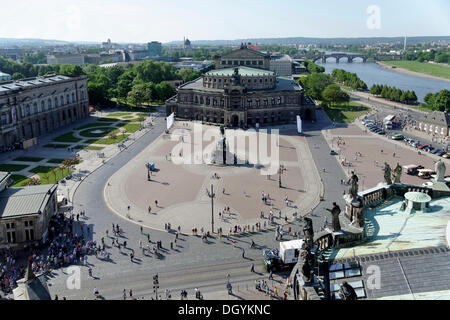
[331,69,367,90]
[298,73,349,105]
[0,56,206,107]
[424,90,450,112]
[369,84,417,104]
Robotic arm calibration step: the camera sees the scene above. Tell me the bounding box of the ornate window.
[206,97,210,105]
[72,93,76,103]
[33,103,38,114]
[48,99,52,109]
[194,96,198,104]
[41,101,45,112]
[55,97,58,107]
[200,96,204,104]
[26,104,30,116]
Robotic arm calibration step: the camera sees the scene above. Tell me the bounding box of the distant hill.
[164,36,450,46]
[0,37,70,46]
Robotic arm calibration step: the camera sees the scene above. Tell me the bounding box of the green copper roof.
[205,67,275,77]
[404,191,431,203]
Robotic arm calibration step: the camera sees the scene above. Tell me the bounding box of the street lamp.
[153,274,159,300]
[206,184,215,233]
[278,164,286,188]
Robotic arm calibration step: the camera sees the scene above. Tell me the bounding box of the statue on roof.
[347,171,359,200]
[232,68,241,85]
[435,159,446,182]
[303,217,314,248]
[326,202,341,232]
[384,163,392,185]
[393,163,402,183]
[338,282,357,300]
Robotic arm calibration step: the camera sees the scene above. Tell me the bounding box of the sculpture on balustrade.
[435,159,446,182]
[383,163,392,185]
[326,202,341,232]
[303,217,314,249]
[393,163,402,183]
[300,247,315,283]
[338,281,357,300]
[348,171,359,200]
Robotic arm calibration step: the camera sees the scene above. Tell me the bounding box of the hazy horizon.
[0,0,449,44]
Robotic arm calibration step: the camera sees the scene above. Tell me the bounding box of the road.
[348,92,449,152]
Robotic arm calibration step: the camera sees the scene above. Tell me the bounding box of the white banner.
[167,112,174,130]
[297,115,302,134]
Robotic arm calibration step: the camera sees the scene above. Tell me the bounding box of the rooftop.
[179,76,301,93]
[329,196,450,260]
[0,184,57,218]
[206,66,275,77]
[0,75,78,95]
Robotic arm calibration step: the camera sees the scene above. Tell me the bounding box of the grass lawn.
[122,123,142,133]
[107,112,133,117]
[13,156,44,162]
[54,132,82,143]
[79,127,115,138]
[44,144,71,149]
[97,118,120,122]
[73,145,87,149]
[28,166,72,184]
[87,134,130,145]
[10,174,29,187]
[76,122,115,130]
[0,164,29,172]
[84,145,105,151]
[382,60,450,79]
[47,158,65,164]
[324,102,371,123]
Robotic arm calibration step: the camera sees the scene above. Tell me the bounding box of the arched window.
[60,96,64,106]
[55,97,58,107]
[41,101,45,112]
[26,104,30,116]
[33,103,38,114]
[72,93,76,103]
[48,99,52,110]
[66,94,70,105]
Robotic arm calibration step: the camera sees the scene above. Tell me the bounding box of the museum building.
[166,45,315,127]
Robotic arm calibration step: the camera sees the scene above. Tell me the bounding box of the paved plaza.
[323,122,448,188]
[105,122,323,233]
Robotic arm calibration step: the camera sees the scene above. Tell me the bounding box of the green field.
[84,145,105,151]
[54,132,82,143]
[79,127,115,138]
[107,112,134,117]
[122,123,142,133]
[97,118,120,122]
[28,166,72,184]
[86,134,130,145]
[44,144,71,149]
[10,174,29,187]
[13,157,44,162]
[324,102,371,123]
[47,158,65,164]
[76,122,114,130]
[382,60,450,80]
[0,164,29,172]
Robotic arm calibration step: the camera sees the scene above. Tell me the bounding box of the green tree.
[12,72,25,80]
[322,84,350,106]
[434,90,450,112]
[299,73,333,100]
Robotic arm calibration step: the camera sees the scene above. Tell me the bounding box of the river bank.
[376,61,450,82]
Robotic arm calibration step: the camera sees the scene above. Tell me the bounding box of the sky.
[0,0,449,43]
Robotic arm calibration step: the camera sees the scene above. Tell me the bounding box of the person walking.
[242,248,245,259]
[250,263,255,273]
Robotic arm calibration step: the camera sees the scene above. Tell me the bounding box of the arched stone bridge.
[313,53,368,63]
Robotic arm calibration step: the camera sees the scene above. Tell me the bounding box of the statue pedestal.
[344,195,364,228]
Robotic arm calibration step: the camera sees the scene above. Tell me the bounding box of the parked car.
[443,153,450,159]
[330,150,338,155]
[436,150,446,157]
[377,130,386,135]
[418,144,429,150]
[391,134,404,140]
